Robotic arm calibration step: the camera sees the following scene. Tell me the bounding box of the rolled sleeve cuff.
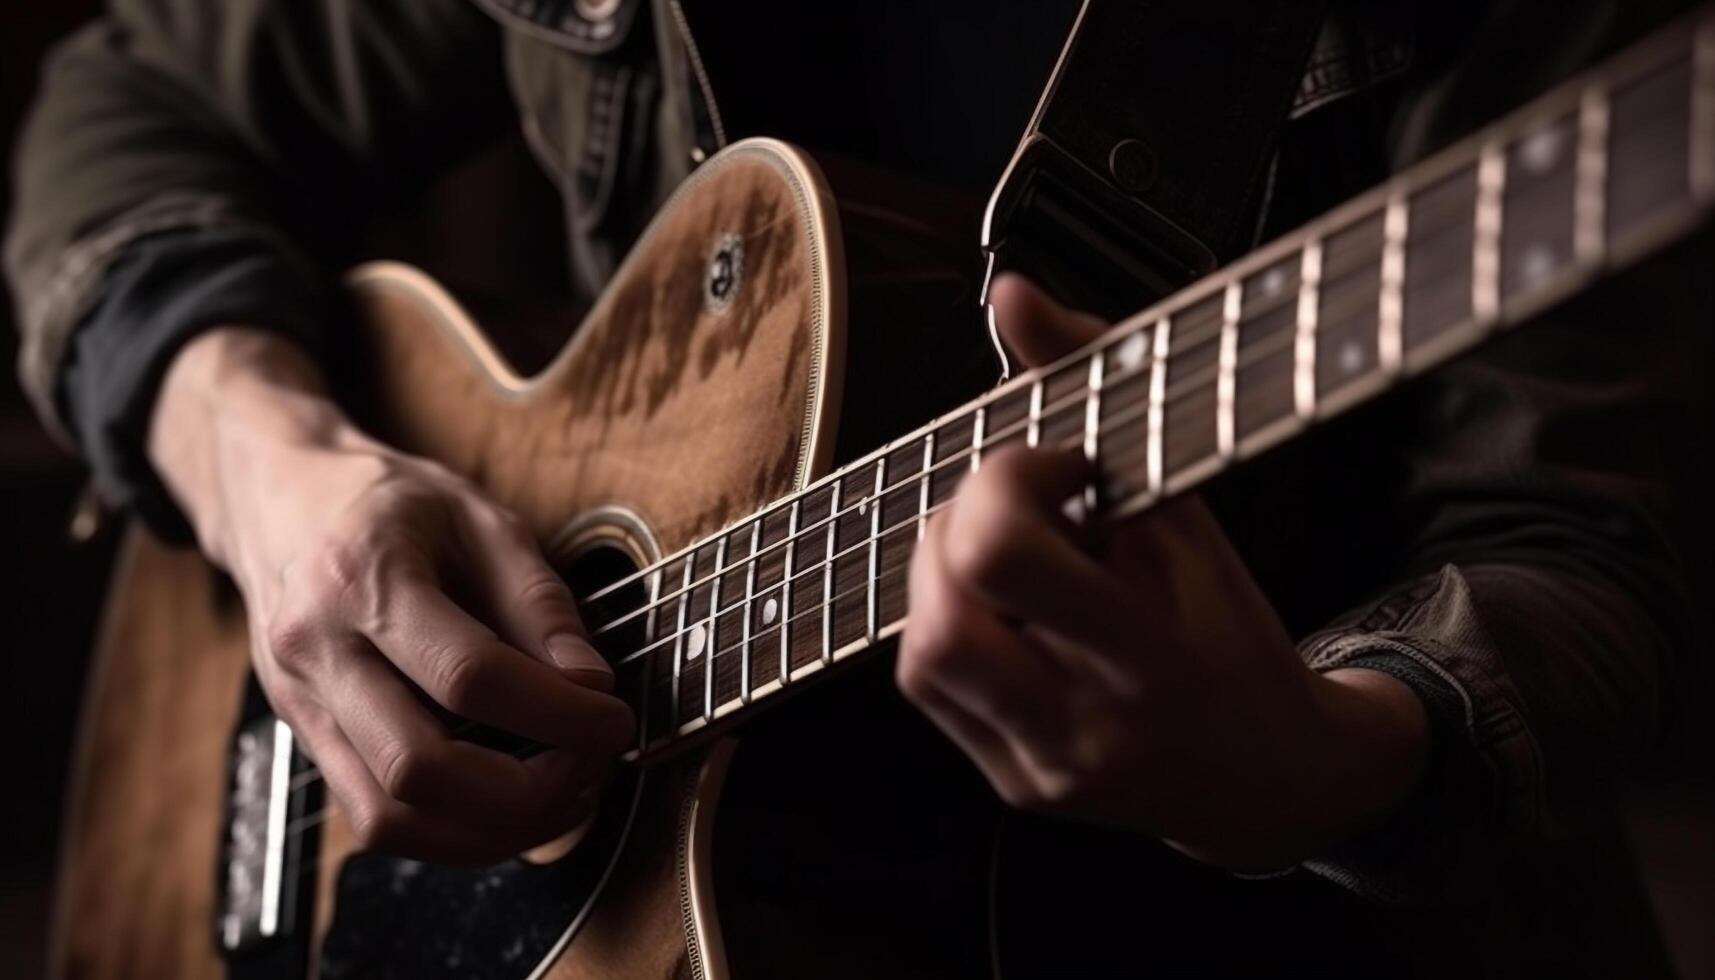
[60,226,330,542]
[1294,565,1548,904]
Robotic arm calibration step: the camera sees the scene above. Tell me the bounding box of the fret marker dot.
[1259,267,1287,297]
[762,597,779,625]
[687,624,707,660]
[1115,332,1148,372]
[1521,243,1557,286]
[1520,126,1566,175]
[1339,339,1366,376]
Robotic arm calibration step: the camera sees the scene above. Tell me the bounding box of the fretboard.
[589,9,1715,764]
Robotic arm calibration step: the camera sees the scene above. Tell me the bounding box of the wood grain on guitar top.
[52,140,846,980]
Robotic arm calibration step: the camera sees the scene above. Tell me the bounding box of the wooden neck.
[594,8,1715,764]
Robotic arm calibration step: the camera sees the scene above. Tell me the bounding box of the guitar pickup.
[217,716,307,955]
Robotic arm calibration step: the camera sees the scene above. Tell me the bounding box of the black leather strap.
[983,0,1329,319]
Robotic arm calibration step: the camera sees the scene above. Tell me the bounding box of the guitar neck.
[592,8,1715,764]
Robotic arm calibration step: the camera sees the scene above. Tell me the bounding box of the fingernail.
[546,633,614,691]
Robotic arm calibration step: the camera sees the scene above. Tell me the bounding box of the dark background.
[3,5,112,976]
[2,6,1713,979]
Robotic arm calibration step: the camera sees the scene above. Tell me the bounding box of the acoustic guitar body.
[50,139,1004,980]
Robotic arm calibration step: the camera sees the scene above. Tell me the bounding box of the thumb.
[987,273,1109,369]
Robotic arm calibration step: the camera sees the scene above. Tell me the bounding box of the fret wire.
[1146,317,1170,495]
[591,336,1264,648]
[596,355,1131,652]
[1217,280,1240,459]
[1695,20,1715,199]
[618,313,1613,680]
[868,458,886,644]
[1026,380,1044,448]
[588,18,1710,651]
[628,358,1430,714]
[971,407,987,472]
[577,14,1707,626]
[673,554,693,728]
[640,565,663,752]
[705,537,726,723]
[1474,143,1507,322]
[278,11,1715,777]
[614,410,1148,674]
[918,433,934,541]
[781,500,799,685]
[740,521,760,704]
[1295,241,1323,419]
[1380,194,1408,374]
[822,477,839,666]
[1083,352,1104,515]
[1576,84,1611,265]
[590,367,1148,645]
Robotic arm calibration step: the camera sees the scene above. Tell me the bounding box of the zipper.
[666,0,728,152]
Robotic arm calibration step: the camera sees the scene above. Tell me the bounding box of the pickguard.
[317,768,644,980]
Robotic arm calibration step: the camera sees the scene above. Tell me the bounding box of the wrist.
[1301,667,1431,847]
[148,327,368,567]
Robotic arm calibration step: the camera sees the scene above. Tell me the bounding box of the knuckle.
[376,738,433,802]
[470,498,532,542]
[264,616,320,675]
[429,645,494,715]
[313,540,370,598]
[516,573,574,614]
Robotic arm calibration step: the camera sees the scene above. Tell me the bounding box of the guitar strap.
[982,0,1332,320]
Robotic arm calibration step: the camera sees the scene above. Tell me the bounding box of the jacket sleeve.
[1283,0,1704,905]
[1296,249,1703,902]
[4,0,513,537]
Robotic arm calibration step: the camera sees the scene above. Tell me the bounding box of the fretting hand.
[897,275,1430,869]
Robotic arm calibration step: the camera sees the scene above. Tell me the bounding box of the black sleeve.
[4,0,514,537]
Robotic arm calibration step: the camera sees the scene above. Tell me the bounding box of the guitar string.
[570,175,1485,619]
[276,390,1123,806]
[258,198,1651,882]
[248,58,1697,890]
[276,546,940,851]
[274,394,1131,830]
[568,55,1695,636]
[266,223,1481,817]
[265,190,1492,844]
[581,263,1415,646]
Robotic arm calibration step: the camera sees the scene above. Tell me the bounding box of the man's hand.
[150,328,634,867]
[897,275,1429,869]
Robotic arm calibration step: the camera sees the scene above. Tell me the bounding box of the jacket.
[4,1,1704,973]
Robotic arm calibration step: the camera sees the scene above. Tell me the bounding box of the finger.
[358,571,635,754]
[317,637,602,829]
[987,273,1109,369]
[901,514,1072,746]
[286,694,557,867]
[453,501,614,691]
[944,446,1139,654]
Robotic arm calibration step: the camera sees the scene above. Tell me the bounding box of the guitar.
[51,8,1715,978]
